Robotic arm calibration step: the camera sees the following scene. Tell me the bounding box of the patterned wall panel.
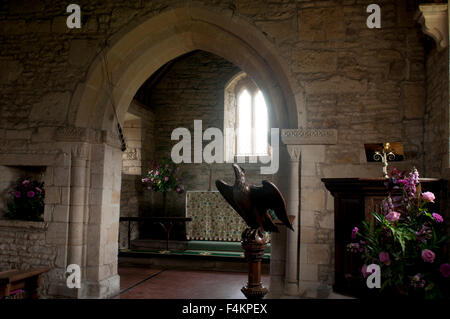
[186,191,247,242]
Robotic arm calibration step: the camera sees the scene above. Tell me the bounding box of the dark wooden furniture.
[241,228,268,299]
[0,268,49,299]
[321,177,445,297]
[120,216,192,250]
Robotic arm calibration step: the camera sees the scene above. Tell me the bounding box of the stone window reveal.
[224,72,270,160]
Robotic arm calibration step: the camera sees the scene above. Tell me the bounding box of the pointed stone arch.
[71,6,303,132]
[67,4,305,298]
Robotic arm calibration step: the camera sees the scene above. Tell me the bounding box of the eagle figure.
[215,164,294,233]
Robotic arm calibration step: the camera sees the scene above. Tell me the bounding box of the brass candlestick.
[374,142,394,178]
[364,142,405,179]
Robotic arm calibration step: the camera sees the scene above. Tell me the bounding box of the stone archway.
[72,6,302,131]
[68,4,304,298]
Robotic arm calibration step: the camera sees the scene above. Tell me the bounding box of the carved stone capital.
[281,129,337,145]
[56,126,122,150]
[286,145,301,162]
[70,143,90,160]
[416,4,448,52]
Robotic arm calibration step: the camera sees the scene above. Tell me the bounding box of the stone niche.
[0,165,46,219]
[0,164,56,296]
[0,152,66,297]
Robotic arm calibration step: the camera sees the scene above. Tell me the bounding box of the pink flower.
[22,180,30,185]
[422,192,435,203]
[15,191,21,198]
[351,227,358,239]
[361,265,369,278]
[432,213,443,223]
[155,171,159,176]
[27,191,35,198]
[35,187,42,193]
[176,187,181,193]
[142,177,149,183]
[440,264,450,277]
[411,273,426,288]
[421,249,435,263]
[151,178,154,182]
[361,264,376,278]
[379,252,391,266]
[164,177,169,181]
[386,211,400,222]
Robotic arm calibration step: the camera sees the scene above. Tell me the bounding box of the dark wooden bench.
[120,216,192,250]
[0,268,49,299]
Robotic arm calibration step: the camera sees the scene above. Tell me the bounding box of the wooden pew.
[0,268,49,299]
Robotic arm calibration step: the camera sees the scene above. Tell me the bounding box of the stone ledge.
[281,129,338,145]
[0,218,48,230]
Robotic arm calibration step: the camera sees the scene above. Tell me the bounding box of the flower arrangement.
[142,158,184,194]
[348,167,449,298]
[5,178,45,221]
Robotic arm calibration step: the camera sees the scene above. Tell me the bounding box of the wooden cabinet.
[321,177,445,297]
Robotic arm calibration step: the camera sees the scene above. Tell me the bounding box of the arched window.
[224,73,269,160]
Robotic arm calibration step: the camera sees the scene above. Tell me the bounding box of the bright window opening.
[224,73,270,160]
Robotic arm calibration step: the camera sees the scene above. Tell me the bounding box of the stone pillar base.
[45,274,120,299]
[284,281,300,296]
[83,274,121,299]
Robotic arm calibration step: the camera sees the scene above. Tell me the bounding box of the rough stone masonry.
[0,0,448,298]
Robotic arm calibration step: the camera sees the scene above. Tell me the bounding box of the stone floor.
[114,265,270,299]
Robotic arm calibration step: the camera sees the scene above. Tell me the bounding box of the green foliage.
[348,167,449,298]
[142,157,184,194]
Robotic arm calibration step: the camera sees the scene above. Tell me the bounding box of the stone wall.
[424,47,449,177]
[148,50,273,217]
[0,220,57,297]
[288,0,428,297]
[424,44,450,263]
[0,0,441,298]
[119,100,155,248]
[297,1,426,173]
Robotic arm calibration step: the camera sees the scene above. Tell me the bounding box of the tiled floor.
[115,265,270,299]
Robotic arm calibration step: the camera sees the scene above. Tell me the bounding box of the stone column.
[54,127,121,299]
[283,145,301,295]
[67,143,89,298]
[84,140,121,298]
[280,129,338,298]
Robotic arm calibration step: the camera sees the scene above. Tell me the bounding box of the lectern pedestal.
[241,228,268,299]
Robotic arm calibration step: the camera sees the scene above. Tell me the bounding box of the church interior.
[0,0,449,302]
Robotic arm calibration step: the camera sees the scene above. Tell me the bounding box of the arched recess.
[71,5,302,131]
[69,4,304,298]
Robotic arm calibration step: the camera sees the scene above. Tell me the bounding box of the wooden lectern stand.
[240,216,295,299]
[241,228,268,299]
[322,177,444,297]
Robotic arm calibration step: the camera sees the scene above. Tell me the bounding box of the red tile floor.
[115,265,270,299]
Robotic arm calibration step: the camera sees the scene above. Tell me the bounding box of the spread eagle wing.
[261,210,280,233]
[250,181,294,232]
[215,179,251,225]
